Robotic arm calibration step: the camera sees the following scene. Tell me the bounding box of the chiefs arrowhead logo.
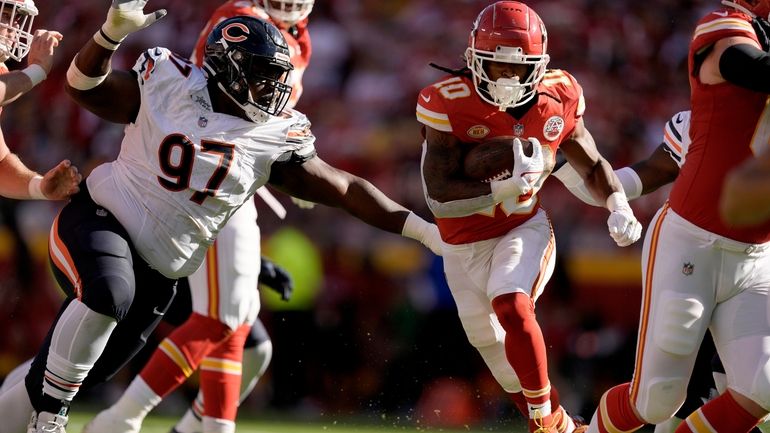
[543,116,565,141]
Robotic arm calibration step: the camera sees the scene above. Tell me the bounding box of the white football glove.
[102,0,167,43]
[490,137,544,202]
[606,192,643,247]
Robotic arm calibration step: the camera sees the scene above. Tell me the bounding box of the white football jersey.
[86,47,316,278]
[662,110,691,168]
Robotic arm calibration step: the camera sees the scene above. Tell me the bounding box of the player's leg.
[587,206,714,432]
[486,210,572,432]
[675,248,770,432]
[88,205,261,433]
[198,324,251,433]
[172,319,272,433]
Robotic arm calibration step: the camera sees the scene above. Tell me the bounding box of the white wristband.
[401,211,428,240]
[21,64,47,87]
[606,191,630,212]
[490,176,529,202]
[614,167,643,200]
[28,175,46,200]
[93,29,121,51]
[66,58,108,91]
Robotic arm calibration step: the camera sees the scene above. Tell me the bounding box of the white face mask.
[487,77,525,112]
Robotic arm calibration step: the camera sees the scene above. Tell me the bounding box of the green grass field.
[66,412,527,433]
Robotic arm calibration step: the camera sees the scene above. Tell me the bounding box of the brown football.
[463,136,532,183]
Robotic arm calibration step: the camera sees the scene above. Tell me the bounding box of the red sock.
[675,391,762,433]
[140,313,232,397]
[595,383,644,433]
[200,324,250,421]
[492,293,551,407]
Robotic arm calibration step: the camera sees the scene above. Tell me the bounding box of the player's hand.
[291,196,316,209]
[27,30,63,76]
[41,160,82,200]
[259,257,293,301]
[102,0,167,43]
[606,192,642,247]
[491,137,544,201]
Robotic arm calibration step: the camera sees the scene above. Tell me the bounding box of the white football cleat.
[27,410,68,433]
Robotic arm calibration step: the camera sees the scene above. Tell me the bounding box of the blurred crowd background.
[0,0,717,429]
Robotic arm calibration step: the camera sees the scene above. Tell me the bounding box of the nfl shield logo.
[514,123,524,137]
[198,116,208,128]
[682,262,694,275]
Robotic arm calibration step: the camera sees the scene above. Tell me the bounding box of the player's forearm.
[339,177,411,234]
[582,158,623,207]
[0,70,39,106]
[0,153,43,199]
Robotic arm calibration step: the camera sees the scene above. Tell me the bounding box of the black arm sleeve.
[719,43,770,93]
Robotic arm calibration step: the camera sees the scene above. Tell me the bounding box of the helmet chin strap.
[217,81,270,123]
[488,77,524,112]
[722,0,763,18]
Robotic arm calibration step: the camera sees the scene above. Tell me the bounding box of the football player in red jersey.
[0,0,80,200]
[84,2,315,433]
[415,2,641,432]
[585,1,770,432]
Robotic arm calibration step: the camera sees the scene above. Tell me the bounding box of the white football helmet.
[466,1,550,111]
[0,0,36,62]
[260,0,314,27]
[723,0,770,19]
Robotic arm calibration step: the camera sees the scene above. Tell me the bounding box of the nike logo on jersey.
[420,93,431,103]
[713,10,729,17]
[153,307,165,316]
[675,113,684,124]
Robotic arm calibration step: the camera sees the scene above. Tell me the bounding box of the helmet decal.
[222,23,249,42]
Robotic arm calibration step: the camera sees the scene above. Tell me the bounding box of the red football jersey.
[191,0,312,108]
[669,9,770,243]
[416,70,585,244]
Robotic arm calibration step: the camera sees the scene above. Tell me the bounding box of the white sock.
[173,406,202,433]
[44,299,117,402]
[202,416,235,433]
[239,339,272,402]
[107,377,162,422]
[528,400,552,418]
[0,359,32,395]
[0,380,34,433]
[653,416,683,433]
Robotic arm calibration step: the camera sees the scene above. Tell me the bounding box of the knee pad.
[476,343,521,393]
[637,377,688,424]
[452,290,503,348]
[82,273,135,320]
[653,293,706,356]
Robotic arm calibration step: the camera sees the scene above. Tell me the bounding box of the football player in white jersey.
[5,1,440,433]
[0,0,80,201]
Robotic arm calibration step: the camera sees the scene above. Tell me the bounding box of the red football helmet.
[466,1,550,110]
[724,0,770,19]
[0,0,37,62]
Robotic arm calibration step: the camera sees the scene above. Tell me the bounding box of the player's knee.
[460,313,503,348]
[475,343,520,393]
[653,294,705,356]
[81,274,135,320]
[491,292,534,337]
[636,377,688,424]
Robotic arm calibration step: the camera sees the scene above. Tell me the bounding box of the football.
[463,136,533,183]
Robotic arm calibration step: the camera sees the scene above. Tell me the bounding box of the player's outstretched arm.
[0,129,81,200]
[0,30,62,106]
[720,151,770,226]
[560,118,642,247]
[268,156,442,255]
[64,0,166,124]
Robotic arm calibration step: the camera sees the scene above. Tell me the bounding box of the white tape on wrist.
[28,175,46,200]
[490,176,529,202]
[66,58,108,91]
[21,64,47,87]
[93,29,121,51]
[606,191,630,212]
[615,167,643,200]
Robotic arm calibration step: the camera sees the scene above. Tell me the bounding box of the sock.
[0,380,34,433]
[592,383,645,433]
[102,377,162,422]
[173,402,203,433]
[41,300,117,413]
[675,391,762,433]
[200,324,250,421]
[491,293,551,412]
[238,338,272,402]
[654,416,683,433]
[139,313,231,398]
[202,416,235,433]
